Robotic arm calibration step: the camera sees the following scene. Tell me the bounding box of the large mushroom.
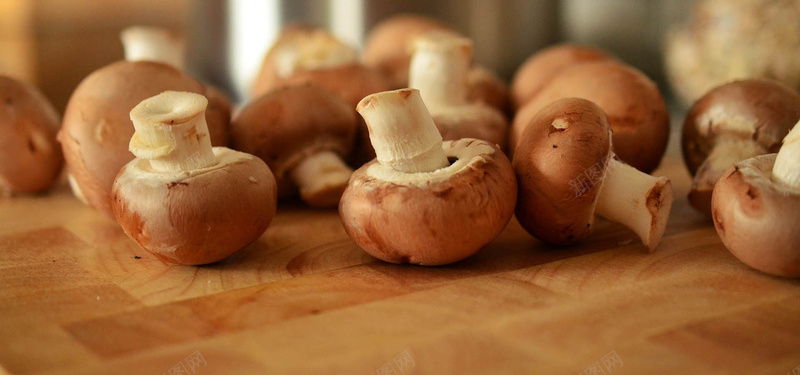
[58,27,230,217]
[683,79,800,215]
[408,32,507,148]
[112,91,277,265]
[711,122,800,277]
[232,85,357,208]
[514,98,673,251]
[511,60,670,173]
[0,76,63,196]
[340,89,517,266]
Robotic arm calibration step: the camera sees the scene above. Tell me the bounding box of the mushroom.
[250,25,390,108]
[231,85,357,208]
[408,32,508,149]
[340,89,517,266]
[0,76,63,196]
[711,122,800,277]
[513,98,673,251]
[683,79,800,215]
[112,91,276,265]
[467,66,510,116]
[510,44,611,110]
[511,60,669,173]
[58,28,230,217]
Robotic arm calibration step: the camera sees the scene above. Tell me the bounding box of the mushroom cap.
[363,14,452,88]
[467,65,510,115]
[274,63,391,108]
[340,138,516,265]
[512,60,669,173]
[58,61,230,217]
[513,98,611,246]
[431,104,508,150]
[231,84,357,197]
[711,154,800,277]
[112,147,277,265]
[510,44,610,110]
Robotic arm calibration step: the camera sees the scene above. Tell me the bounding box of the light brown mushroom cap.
[467,65,510,115]
[511,60,669,173]
[712,154,800,277]
[431,105,508,149]
[0,76,63,195]
[274,64,391,108]
[513,98,611,246]
[340,138,516,265]
[58,61,229,217]
[231,84,357,198]
[510,44,610,110]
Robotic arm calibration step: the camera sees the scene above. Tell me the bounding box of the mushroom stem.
[595,157,674,251]
[121,26,185,70]
[357,89,450,173]
[289,151,353,207]
[692,134,768,193]
[128,91,217,174]
[773,121,800,191]
[409,33,472,110]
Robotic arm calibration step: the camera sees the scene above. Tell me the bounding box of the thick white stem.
[408,32,472,110]
[595,158,674,251]
[121,26,185,69]
[772,121,800,192]
[129,91,216,174]
[289,151,353,208]
[357,89,450,173]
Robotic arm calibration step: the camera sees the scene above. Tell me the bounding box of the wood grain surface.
[1,143,799,375]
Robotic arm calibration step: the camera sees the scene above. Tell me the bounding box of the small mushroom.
[340,89,517,266]
[0,76,63,196]
[514,98,673,251]
[511,60,669,173]
[683,79,800,215]
[510,44,611,110]
[112,91,277,265]
[711,122,800,277]
[232,85,357,208]
[59,27,230,217]
[409,32,508,149]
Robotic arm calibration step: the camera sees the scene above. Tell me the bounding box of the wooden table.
[1,145,799,375]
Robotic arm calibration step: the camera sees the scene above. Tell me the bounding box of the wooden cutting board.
[1,145,799,375]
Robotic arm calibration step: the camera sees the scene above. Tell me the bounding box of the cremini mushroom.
[58,27,230,217]
[514,98,673,251]
[340,89,517,266]
[683,79,800,215]
[0,76,63,196]
[409,32,508,148]
[112,91,276,265]
[232,85,357,208]
[510,44,611,110]
[711,122,800,277]
[511,60,669,173]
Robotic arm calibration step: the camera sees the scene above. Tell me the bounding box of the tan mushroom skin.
[340,89,517,266]
[112,91,276,265]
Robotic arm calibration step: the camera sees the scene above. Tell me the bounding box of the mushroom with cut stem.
[513,98,673,251]
[340,89,517,266]
[232,85,357,208]
[0,76,63,196]
[408,32,508,149]
[112,91,277,265]
[683,79,800,215]
[58,27,230,218]
[711,122,800,277]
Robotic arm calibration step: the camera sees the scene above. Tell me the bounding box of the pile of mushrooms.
[340,89,517,265]
[112,91,276,265]
[0,76,63,196]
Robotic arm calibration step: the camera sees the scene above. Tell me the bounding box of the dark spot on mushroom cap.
[134,256,142,259]
[552,144,558,148]
[167,181,189,189]
[746,188,758,200]
[27,139,36,153]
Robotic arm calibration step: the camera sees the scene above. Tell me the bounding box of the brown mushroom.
[510,44,611,110]
[711,123,800,277]
[683,79,800,215]
[408,32,508,149]
[231,85,357,208]
[511,60,670,173]
[467,66,510,116]
[0,76,63,196]
[340,89,517,266]
[514,98,673,251]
